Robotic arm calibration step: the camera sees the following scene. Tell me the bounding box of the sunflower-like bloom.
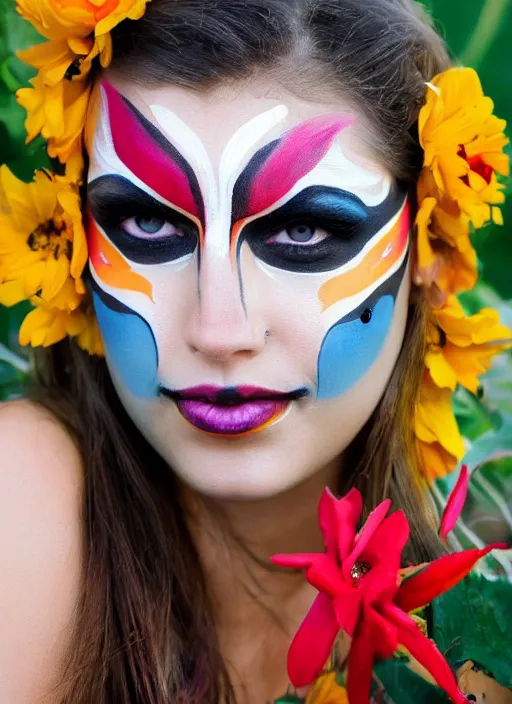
[426,296,512,393]
[15,0,151,164]
[16,0,149,51]
[419,67,509,225]
[0,165,100,353]
[16,72,91,164]
[415,67,509,301]
[414,374,465,483]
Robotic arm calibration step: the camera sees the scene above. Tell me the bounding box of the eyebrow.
[101,80,204,223]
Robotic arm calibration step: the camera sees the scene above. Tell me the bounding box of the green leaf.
[431,574,512,689]
[373,658,451,703]
[462,416,512,470]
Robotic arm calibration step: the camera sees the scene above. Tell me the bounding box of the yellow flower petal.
[76,311,104,355]
[0,279,28,306]
[305,672,348,704]
[17,40,76,87]
[58,189,88,279]
[417,438,459,484]
[492,206,504,226]
[415,376,465,460]
[426,297,512,394]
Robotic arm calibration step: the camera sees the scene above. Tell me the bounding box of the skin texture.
[86,76,411,501]
[0,400,83,704]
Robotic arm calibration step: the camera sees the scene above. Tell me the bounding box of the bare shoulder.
[0,397,83,483]
[0,399,83,703]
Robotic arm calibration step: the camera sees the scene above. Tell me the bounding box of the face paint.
[92,282,159,398]
[316,197,410,399]
[87,80,408,442]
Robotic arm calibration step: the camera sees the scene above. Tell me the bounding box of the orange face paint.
[319,200,410,311]
[88,216,154,301]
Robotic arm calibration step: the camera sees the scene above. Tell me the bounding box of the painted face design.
[87,80,409,438]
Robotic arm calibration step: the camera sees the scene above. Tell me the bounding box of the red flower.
[271,487,504,704]
[439,464,469,542]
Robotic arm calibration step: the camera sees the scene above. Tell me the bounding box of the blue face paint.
[316,294,395,400]
[92,287,159,398]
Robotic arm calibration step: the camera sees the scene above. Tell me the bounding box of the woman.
[0,0,508,702]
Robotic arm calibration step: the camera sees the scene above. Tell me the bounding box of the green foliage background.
[0,0,511,555]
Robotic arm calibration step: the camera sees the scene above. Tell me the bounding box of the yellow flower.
[16,71,91,163]
[16,0,150,61]
[76,309,104,355]
[19,290,102,352]
[20,287,84,347]
[305,672,348,704]
[415,196,477,299]
[415,373,465,483]
[426,296,512,394]
[418,439,459,484]
[418,67,509,230]
[0,164,86,310]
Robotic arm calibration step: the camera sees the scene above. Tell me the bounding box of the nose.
[184,256,267,364]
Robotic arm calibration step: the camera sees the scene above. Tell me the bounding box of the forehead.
[89,75,391,184]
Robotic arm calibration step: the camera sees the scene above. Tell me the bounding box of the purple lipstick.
[160,384,308,436]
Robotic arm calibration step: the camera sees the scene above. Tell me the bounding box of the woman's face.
[86,76,411,499]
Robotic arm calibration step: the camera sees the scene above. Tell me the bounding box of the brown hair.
[29,1,451,701]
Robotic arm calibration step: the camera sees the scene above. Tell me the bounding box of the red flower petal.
[395,544,506,613]
[271,553,345,596]
[384,603,467,704]
[346,616,375,704]
[332,587,363,636]
[348,499,392,570]
[271,553,318,569]
[287,592,339,688]
[359,511,410,603]
[305,554,347,595]
[334,487,362,562]
[439,465,469,542]
[366,606,399,659]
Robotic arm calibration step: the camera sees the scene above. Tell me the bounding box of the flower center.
[350,560,371,583]
[458,145,493,185]
[27,219,71,261]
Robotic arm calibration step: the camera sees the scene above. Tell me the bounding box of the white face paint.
[86,76,410,499]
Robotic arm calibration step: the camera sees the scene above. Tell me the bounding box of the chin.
[161,439,316,501]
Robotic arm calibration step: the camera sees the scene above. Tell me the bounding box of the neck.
[181,458,341,703]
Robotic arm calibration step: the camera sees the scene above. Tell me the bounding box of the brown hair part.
[29,1,450,701]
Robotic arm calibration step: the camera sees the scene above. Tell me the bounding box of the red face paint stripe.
[245,114,354,218]
[101,80,201,221]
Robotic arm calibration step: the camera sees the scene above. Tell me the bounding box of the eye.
[121,216,184,239]
[266,223,331,246]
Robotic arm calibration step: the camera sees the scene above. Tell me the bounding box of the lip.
[159,384,308,436]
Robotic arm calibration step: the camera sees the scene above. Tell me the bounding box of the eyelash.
[118,212,333,247]
[120,215,185,240]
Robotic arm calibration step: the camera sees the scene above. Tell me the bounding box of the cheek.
[92,286,159,398]
[317,295,395,400]
[315,253,409,400]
